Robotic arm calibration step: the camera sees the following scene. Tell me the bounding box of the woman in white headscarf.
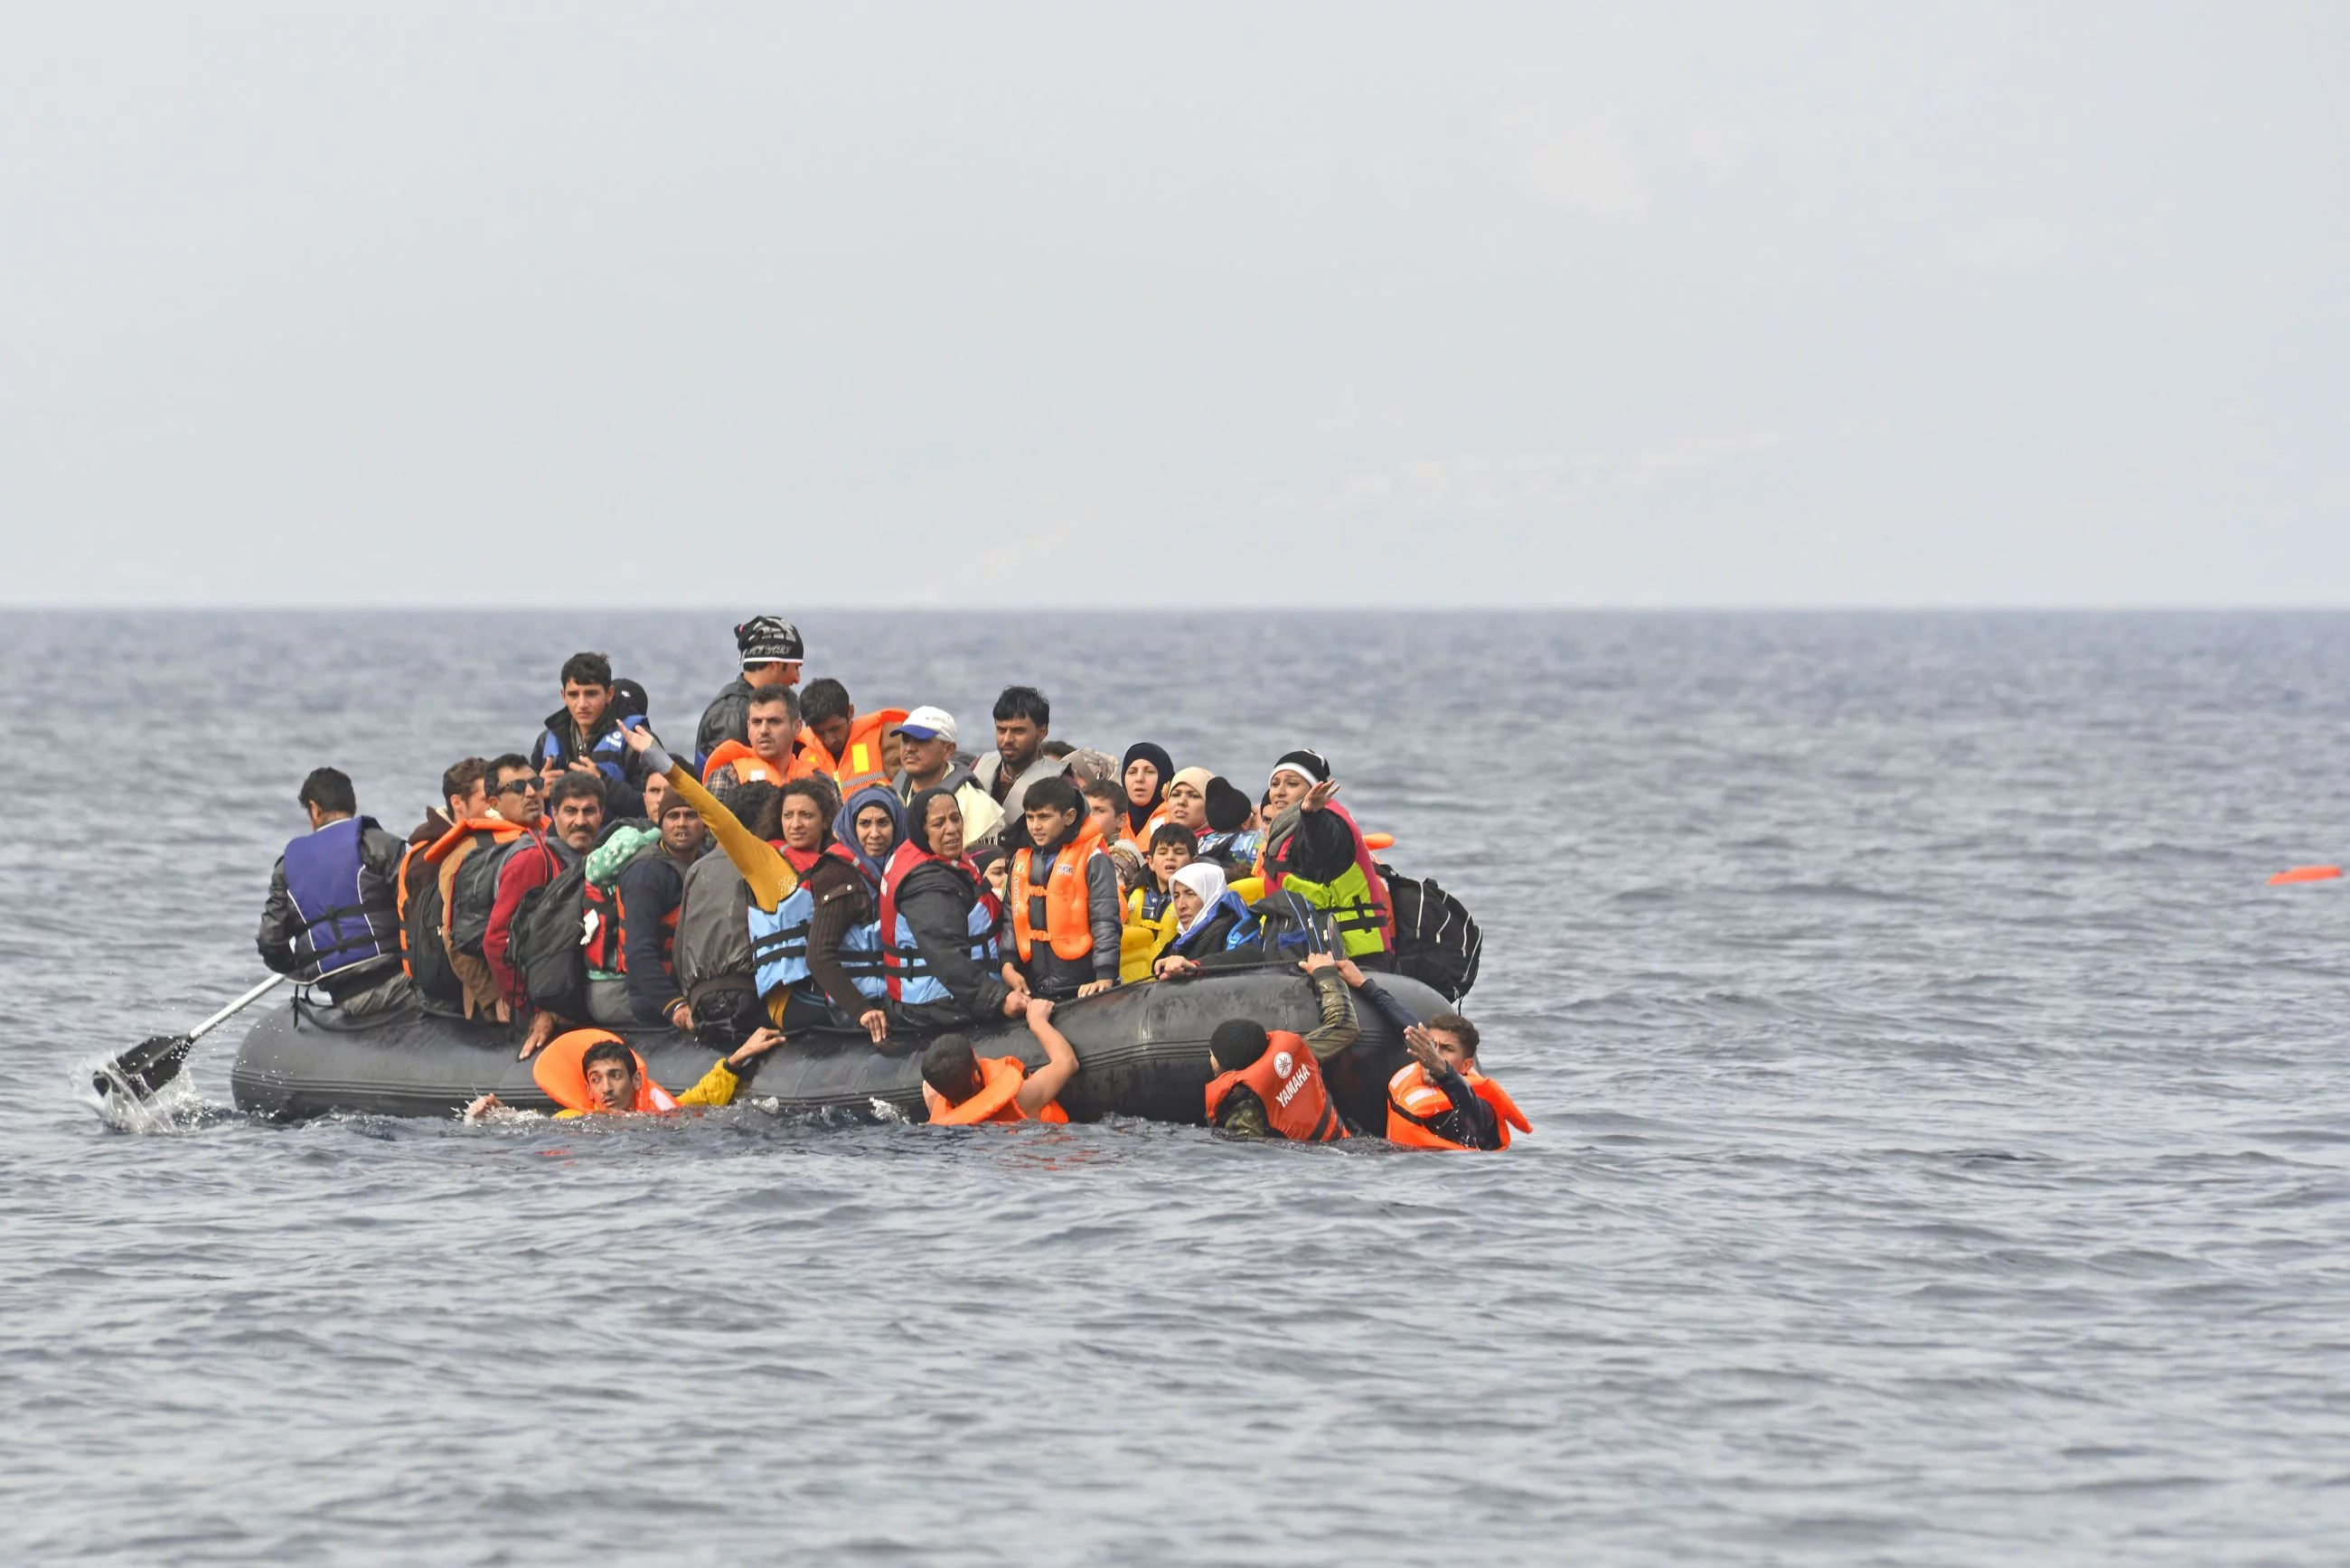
[1151,861,1255,979]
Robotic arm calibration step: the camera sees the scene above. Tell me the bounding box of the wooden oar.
[94,973,291,1100]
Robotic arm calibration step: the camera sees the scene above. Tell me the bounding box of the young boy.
[1079,779,1124,853]
[1133,823,1196,921]
[1202,952,1359,1141]
[920,997,1078,1124]
[1346,966,1530,1150]
[1003,776,1121,1000]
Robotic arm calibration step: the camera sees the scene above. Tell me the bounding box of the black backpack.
[447,833,522,958]
[400,855,465,1012]
[1379,865,1482,1002]
[509,858,591,1019]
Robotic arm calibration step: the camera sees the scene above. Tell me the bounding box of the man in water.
[1204,952,1364,1139]
[465,1028,785,1119]
[919,999,1079,1124]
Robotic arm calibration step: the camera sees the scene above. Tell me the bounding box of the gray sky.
[3,2,2343,606]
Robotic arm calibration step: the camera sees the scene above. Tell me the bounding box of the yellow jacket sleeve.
[675,1058,743,1108]
[663,763,797,913]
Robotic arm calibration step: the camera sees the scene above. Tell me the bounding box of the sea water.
[4,609,2348,1565]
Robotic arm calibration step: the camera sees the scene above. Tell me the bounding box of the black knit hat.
[734,615,804,667]
[1209,1019,1269,1071]
[1269,748,1330,786]
[610,678,649,722]
[1203,776,1253,833]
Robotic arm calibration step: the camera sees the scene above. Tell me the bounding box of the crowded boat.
[249,616,1520,1149]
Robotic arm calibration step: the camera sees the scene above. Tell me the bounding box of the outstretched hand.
[1302,779,1341,812]
[728,1027,785,1068]
[618,722,658,755]
[1403,1023,1447,1075]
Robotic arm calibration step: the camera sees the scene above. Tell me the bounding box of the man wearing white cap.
[890,706,1007,850]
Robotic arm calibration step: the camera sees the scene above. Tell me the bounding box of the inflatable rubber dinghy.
[230,968,1452,1128]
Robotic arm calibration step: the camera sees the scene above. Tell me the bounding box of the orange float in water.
[2269,866,2343,886]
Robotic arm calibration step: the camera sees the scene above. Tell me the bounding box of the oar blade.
[96,1034,195,1099]
[2269,865,2343,886]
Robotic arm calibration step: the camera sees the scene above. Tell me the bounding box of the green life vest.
[1275,861,1390,958]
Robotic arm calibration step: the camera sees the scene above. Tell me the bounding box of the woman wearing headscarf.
[1161,766,1214,840]
[881,785,1022,1032]
[1151,861,1255,978]
[1117,742,1175,851]
[791,785,907,1042]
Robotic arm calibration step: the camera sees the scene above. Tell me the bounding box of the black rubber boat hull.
[229,969,1448,1127]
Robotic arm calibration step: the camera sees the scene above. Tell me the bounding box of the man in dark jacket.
[614,796,708,1030]
[528,652,651,822]
[258,767,414,1016]
[694,615,803,772]
[406,756,489,849]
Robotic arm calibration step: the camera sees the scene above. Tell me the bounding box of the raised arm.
[1016,997,1080,1115]
[620,723,796,911]
[1295,952,1361,1061]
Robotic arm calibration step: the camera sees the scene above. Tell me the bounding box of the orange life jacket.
[1011,822,1107,963]
[1118,802,1175,854]
[531,1029,682,1114]
[1205,1029,1348,1141]
[798,709,909,795]
[1384,1062,1530,1150]
[921,1054,1070,1125]
[422,814,527,865]
[700,739,794,788]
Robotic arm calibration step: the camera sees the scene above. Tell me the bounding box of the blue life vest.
[540,720,631,784]
[282,817,398,976]
[884,898,999,1007]
[747,881,888,1001]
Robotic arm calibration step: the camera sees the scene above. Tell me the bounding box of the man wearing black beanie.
[694,616,804,773]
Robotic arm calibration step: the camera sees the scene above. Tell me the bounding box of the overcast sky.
[2,3,2342,606]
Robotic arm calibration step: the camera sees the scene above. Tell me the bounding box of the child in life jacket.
[1346,972,1530,1150]
[1202,951,1360,1141]
[1002,776,1121,1000]
[920,997,1079,1125]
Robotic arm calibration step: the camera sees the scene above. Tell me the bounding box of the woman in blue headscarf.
[794,785,910,1041]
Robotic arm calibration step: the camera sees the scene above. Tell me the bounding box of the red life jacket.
[581,881,679,976]
[921,1055,1070,1125]
[1385,1062,1531,1150]
[1010,822,1107,962]
[876,840,1003,1003]
[1204,1029,1348,1141]
[531,1029,682,1114]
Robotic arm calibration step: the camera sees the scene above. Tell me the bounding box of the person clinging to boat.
[919,997,1079,1126]
[465,1028,785,1120]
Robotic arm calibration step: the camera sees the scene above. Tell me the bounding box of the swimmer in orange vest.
[464,1028,785,1120]
[1359,990,1529,1151]
[1202,951,1361,1140]
[920,997,1079,1124]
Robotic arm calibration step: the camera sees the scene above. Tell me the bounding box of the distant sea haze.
[6,609,2349,1563]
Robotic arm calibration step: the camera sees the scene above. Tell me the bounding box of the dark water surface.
[5,610,2349,1565]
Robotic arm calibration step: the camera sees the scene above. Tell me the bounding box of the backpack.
[446,834,522,958]
[509,857,591,1019]
[1237,889,1343,959]
[400,858,465,1012]
[1378,865,1482,1002]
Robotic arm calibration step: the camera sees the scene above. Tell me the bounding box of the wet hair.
[777,778,836,840]
[1041,739,1075,759]
[1208,1019,1268,1072]
[580,1039,636,1077]
[560,652,613,690]
[993,685,1050,728]
[800,678,851,728]
[1149,823,1196,857]
[297,766,357,817]
[747,685,801,722]
[922,1033,982,1101]
[1079,779,1123,813]
[719,779,784,841]
[1424,1013,1480,1060]
[1023,776,1081,817]
[440,756,488,806]
[486,752,534,784]
[546,773,606,814]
